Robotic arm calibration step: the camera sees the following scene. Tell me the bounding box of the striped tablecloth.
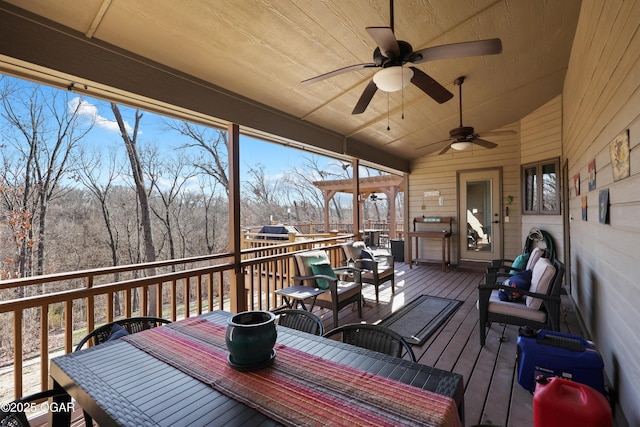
[123,317,462,427]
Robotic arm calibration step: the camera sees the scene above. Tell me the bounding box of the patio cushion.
[295,251,330,288]
[526,257,556,310]
[525,247,544,270]
[482,290,548,323]
[310,262,337,290]
[316,279,361,303]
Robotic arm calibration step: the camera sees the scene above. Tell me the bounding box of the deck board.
[34,260,593,427]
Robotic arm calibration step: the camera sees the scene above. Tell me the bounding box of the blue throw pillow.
[107,323,130,341]
[498,269,533,302]
[310,262,337,290]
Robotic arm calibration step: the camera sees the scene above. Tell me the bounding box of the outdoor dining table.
[49,310,464,426]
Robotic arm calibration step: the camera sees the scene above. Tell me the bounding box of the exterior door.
[458,169,502,262]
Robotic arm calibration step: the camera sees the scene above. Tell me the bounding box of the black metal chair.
[275,309,324,336]
[323,323,416,362]
[478,258,565,346]
[1,389,68,427]
[74,316,171,352]
[75,316,171,427]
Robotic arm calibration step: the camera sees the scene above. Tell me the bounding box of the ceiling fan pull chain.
[387,92,391,131]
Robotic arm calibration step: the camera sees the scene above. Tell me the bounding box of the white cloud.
[69,97,134,134]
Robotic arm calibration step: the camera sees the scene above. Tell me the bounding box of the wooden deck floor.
[311,261,585,427]
[33,261,585,427]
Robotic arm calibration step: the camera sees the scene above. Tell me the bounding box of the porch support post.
[322,189,337,233]
[351,159,361,240]
[228,123,246,313]
[386,186,398,239]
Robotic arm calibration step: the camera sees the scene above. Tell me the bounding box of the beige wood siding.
[520,96,564,261]
[409,123,520,264]
[563,0,640,424]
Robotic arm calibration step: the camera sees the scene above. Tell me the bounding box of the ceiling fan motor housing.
[449,126,475,139]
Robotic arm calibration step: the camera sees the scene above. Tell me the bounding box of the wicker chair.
[293,251,362,329]
[1,389,68,427]
[342,241,395,303]
[274,309,324,336]
[75,316,171,427]
[75,316,171,352]
[323,323,416,362]
[477,258,565,346]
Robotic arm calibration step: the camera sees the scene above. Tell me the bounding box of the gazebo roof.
[312,175,404,195]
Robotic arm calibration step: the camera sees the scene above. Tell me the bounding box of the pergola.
[313,174,405,239]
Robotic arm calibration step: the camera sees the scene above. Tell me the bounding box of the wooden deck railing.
[0,234,352,399]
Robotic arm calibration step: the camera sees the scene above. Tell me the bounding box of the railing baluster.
[64,300,72,353]
[40,304,48,392]
[183,277,190,318]
[13,309,22,399]
[171,279,177,321]
[196,275,202,315]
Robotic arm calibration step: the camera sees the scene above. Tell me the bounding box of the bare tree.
[146,150,196,267]
[165,121,229,196]
[110,103,158,313]
[0,82,93,277]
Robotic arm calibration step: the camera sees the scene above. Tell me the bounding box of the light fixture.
[370,192,378,202]
[450,141,473,151]
[373,67,414,92]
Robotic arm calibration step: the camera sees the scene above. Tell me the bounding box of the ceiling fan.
[301,0,503,115]
[436,76,516,155]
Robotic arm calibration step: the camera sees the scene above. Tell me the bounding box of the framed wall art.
[582,196,588,221]
[588,160,596,191]
[573,173,580,197]
[610,129,630,181]
[599,189,609,224]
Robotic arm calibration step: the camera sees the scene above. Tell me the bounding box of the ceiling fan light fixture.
[451,141,473,151]
[373,66,414,92]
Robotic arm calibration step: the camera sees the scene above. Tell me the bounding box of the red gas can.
[533,376,611,427]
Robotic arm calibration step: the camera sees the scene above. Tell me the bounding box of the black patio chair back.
[75,316,171,427]
[323,323,416,362]
[75,316,171,352]
[275,309,324,336]
[1,389,68,427]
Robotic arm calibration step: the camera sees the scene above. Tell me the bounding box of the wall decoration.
[588,160,596,191]
[610,129,630,181]
[573,173,580,197]
[581,196,588,221]
[599,189,609,224]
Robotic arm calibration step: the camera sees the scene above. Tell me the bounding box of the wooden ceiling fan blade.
[415,137,452,151]
[409,67,453,104]
[366,27,400,58]
[473,138,498,149]
[301,63,377,86]
[438,144,452,155]
[411,38,502,64]
[352,80,378,114]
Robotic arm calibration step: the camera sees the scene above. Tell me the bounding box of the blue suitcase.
[516,328,605,395]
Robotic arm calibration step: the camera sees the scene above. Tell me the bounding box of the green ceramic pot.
[225,311,277,366]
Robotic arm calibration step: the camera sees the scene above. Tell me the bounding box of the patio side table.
[275,285,324,311]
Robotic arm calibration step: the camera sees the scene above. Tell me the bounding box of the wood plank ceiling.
[0,0,581,171]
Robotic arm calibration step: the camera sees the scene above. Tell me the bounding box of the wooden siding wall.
[563,1,640,425]
[409,123,521,264]
[520,96,565,260]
